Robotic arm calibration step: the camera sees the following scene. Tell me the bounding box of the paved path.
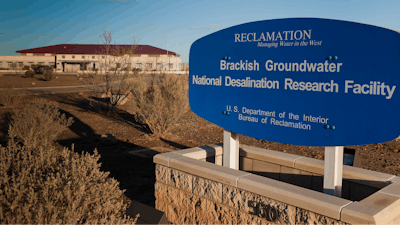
[24,85,91,95]
[21,76,154,95]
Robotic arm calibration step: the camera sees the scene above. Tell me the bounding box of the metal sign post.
[323,146,344,197]
[223,130,239,170]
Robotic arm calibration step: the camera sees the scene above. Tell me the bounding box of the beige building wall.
[0,53,182,72]
[0,55,55,68]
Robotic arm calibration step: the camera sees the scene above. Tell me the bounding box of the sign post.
[189,18,400,197]
[223,130,239,170]
[323,146,344,197]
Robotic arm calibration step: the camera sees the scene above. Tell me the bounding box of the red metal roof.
[16,44,177,55]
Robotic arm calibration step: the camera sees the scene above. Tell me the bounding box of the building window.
[168,63,173,69]
[39,62,44,65]
[72,55,75,59]
[92,56,95,59]
[8,62,13,67]
[50,62,55,66]
[133,54,141,57]
[62,55,65,59]
[136,63,142,68]
[71,64,76,68]
[100,63,105,68]
[0,62,2,67]
[82,56,85,59]
[157,63,163,69]
[146,63,152,69]
[28,62,34,67]
[149,54,159,57]
[33,53,45,56]
[102,56,105,59]
[127,63,132,68]
[18,62,23,67]
[116,63,121,68]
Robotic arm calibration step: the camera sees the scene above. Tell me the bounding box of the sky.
[1,0,399,63]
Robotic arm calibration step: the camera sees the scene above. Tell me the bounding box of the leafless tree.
[83,30,140,112]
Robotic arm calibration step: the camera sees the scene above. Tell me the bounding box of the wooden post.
[323,146,344,197]
[223,130,239,170]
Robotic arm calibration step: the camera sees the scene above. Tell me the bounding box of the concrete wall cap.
[153,152,182,167]
[341,191,400,224]
[239,144,300,168]
[169,156,251,187]
[237,174,352,220]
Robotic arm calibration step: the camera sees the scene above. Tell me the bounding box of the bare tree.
[83,30,140,112]
[10,62,19,75]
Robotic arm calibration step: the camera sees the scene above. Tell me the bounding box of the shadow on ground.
[56,108,157,207]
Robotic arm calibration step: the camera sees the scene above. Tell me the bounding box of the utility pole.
[167,43,169,71]
[176,38,178,71]
[184,44,187,74]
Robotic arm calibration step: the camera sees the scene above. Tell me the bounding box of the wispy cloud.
[88,0,140,3]
[186,24,226,30]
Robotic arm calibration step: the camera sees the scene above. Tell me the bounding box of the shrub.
[0,82,25,107]
[0,139,139,224]
[43,71,55,81]
[25,70,35,78]
[128,73,189,134]
[22,65,30,70]
[8,98,73,149]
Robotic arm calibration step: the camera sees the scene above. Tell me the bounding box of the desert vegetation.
[0,98,139,224]
[128,73,189,134]
[0,81,25,107]
[82,31,139,112]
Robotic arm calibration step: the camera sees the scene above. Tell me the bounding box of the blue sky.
[1,0,399,63]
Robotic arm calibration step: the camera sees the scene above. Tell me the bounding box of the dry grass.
[0,81,25,107]
[8,98,74,149]
[128,73,189,134]
[1,98,139,224]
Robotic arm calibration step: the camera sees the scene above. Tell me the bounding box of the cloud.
[186,24,226,30]
[88,0,140,3]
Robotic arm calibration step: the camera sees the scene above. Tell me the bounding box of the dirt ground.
[0,73,125,88]
[0,90,399,208]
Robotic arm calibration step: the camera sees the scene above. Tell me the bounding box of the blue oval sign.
[189,18,400,146]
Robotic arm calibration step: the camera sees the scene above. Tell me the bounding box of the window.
[71,64,76,68]
[102,56,105,59]
[100,63,105,68]
[133,54,141,57]
[127,63,132,68]
[72,55,75,59]
[149,54,160,57]
[8,62,13,67]
[81,56,85,59]
[117,63,121,68]
[28,62,34,67]
[50,62,55,66]
[146,63,152,69]
[0,62,2,67]
[136,63,142,68]
[92,56,95,59]
[157,63,163,69]
[62,55,65,59]
[168,63,173,69]
[18,62,23,67]
[39,62,44,65]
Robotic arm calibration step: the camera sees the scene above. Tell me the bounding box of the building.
[0,44,182,72]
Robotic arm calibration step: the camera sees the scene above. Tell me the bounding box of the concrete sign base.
[154,144,400,224]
